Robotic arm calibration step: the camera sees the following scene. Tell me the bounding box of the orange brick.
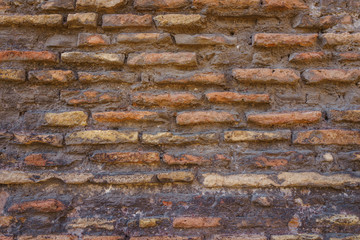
[0,51,57,63]
[77,33,111,47]
[176,111,237,125]
[28,70,75,84]
[163,154,211,165]
[132,92,200,108]
[102,14,153,28]
[247,111,322,126]
[263,0,308,10]
[127,52,197,67]
[134,0,189,10]
[173,217,221,228]
[93,111,167,123]
[289,52,329,63]
[232,68,300,84]
[302,69,360,83]
[155,72,226,85]
[8,199,65,213]
[206,92,270,104]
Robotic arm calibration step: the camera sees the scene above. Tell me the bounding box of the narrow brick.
[247,111,322,126]
[78,33,111,47]
[317,214,359,226]
[24,153,80,167]
[78,71,136,83]
[163,154,211,165]
[142,132,218,145]
[134,0,189,10]
[93,111,167,123]
[232,68,300,84]
[253,33,317,47]
[329,109,360,122]
[0,14,62,27]
[40,0,75,10]
[193,0,260,9]
[131,237,200,240]
[68,218,115,230]
[338,52,360,62]
[302,69,360,83]
[155,72,226,85]
[157,171,195,183]
[19,236,77,240]
[127,52,197,67]
[154,14,203,28]
[38,172,93,184]
[91,173,156,185]
[263,0,308,10]
[83,237,124,240]
[173,217,221,228]
[293,15,351,29]
[202,173,278,187]
[28,70,75,84]
[321,33,360,46]
[0,171,33,184]
[176,111,237,125]
[117,33,172,44]
[90,152,160,164]
[289,52,329,63]
[67,13,97,28]
[271,235,322,240]
[61,90,119,105]
[8,199,65,213]
[175,34,237,45]
[76,0,127,11]
[0,51,57,63]
[0,69,25,82]
[329,236,360,240]
[132,92,199,108]
[61,52,125,65]
[206,92,270,104]
[13,133,63,147]
[213,235,267,240]
[224,130,291,142]
[44,111,88,126]
[102,14,152,28]
[293,129,360,145]
[65,130,138,145]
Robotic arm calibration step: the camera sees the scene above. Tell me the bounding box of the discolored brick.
[77,33,111,47]
[116,33,172,44]
[102,14,153,28]
[289,52,329,63]
[293,129,360,145]
[13,133,63,147]
[132,92,200,108]
[155,72,226,85]
[302,69,360,83]
[76,0,127,11]
[44,111,88,126]
[93,111,167,123]
[157,171,195,183]
[163,154,211,165]
[174,34,237,45]
[0,51,58,63]
[0,69,25,82]
[142,132,218,145]
[206,92,270,104]
[232,68,300,84]
[134,0,189,10]
[224,130,291,142]
[67,13,98,28]
[173,217,221,228]
[176,111,237,125]
[61,90,120,105]
[0,14,63,27]
[154,14,203,28]
[61,52,125,65]
[127,52,197,67]
[90,152,160,164]
[28,70,75,84]
[65,130,138,145]
[8,199,65,213]
[329,109,360,122]
[253,33,318,47]
[78,71,136,83]
[263,0,308,10]
[247,111,322,126]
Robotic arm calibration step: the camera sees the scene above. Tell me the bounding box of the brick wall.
[0,0,359,239]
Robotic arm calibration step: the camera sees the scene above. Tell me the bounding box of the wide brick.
[317,214,360,226]
[0,171,34,184]
[24,153,80,167]
[155,72,226,85]
[19,236,77,240]
[134,0,189,10]
[61,52,125,65]
[247,111,322,126]
[176,111,237,125]
[65,130,138,145]
[193,0,260,9]
[61,90,119,105]
[127,52,197,67]
[90,152,160,164]
[224,130,291,142]
[206,92,270,104]
[175,34,237,45]
[0,14,62,27]
[173,217,221,228]
[38,172,93,184]
[68,218,115,230]
[8,199,65,213]
[45,35,77,48]
[321,33,360,46]
[67,13,98,28]
[163,154,211,165]
[142,132,218,145]
[44,111,88,126]
[76,0,127,11]
[0,69,25,82]
[157,171,195,183]
[338,52,360,62]
[78,33,111,47]
[302,69,360,83]
[13,133,63,147]
[329,109,360,122]
[202,173,278,187]
[117,33,172,44]
[293,15,351,29]
[263,0,308,10]
[213,235,267,240]
[289,52,329,63]
[232,68,300,84]
[91,173,156,185]
[28,70,75,84]
[293,129,360,145]
[271,235,322,240]
[83,237,124,240]
[131,237,200,240]
[154,14,203,28]
[253,33,317,47]
[0,51,58,63]
[40,0,74,10]
[329,236,360,240]
[78,71,136,83]
[132,92,199,108]
[93,111,167,123]
[102,14,152,28]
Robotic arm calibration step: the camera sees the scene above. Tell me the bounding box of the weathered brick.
[175,34,237,45]
[176,111,237,125]
[24,153,80,167]
[77,33,111,47]
[40,0,74,10]
[13,133,63,147]
[0,14,63,27]
[102,14,152,28]
[76,0,127,11]
[93,111,167,123]
[65,130,138,145]
[293,15,351,29]
[78,71,136,83]
[154,14,203,28]
[90,152,160,164]
[142,132,218,145]
[45,35,77,48]
[28,70,75,84]
[317,214,359,226]
[0,51,58,63]
[117,33,172,44]
[135,0,189,10]
[253,33,318,47]
[329,236,360,240]
[155,72,226,85]
[206,92,270,104]
[61,52,125,65]
[67,13,98,28]
[44,111,88,126]
[302,69,360,83]
[247,111,322,126]
[61,90,119,105]
[329,109,360,122]
[38,172,93,184]
[214,235,267,240]
[271,235,322,240]
[131,237,200,240]
[0,171,34,184]
[127,52,197,67]
[0,216,13,228]
[19,236,77,240]
[232,68,300,84]
[289,52,329,63]
[157,171,195,183]
[163,154,211,165]
[69,218,115,230]
[91,173,156,185]
[202,173,278,187]
[83,237,124,240]
[263,0,308,10]
[132,92,199,108]
[338,52,360,62]
[0,69,25,82]
[139,218,160,228]
[293,129,360,145]
[8,199,65,213]
[173,217,221,228]
[193,0,260,9]
[224,130,291,142]
[321,33,360,46]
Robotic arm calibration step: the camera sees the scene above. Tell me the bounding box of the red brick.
[329,110,360,122]
[127,52,197,67]
[193,0,260,9]
[102,14,153,28]
[232,68,300,84]
[175,34,237,45]
[289,52,329,63]
[8,199,65,213]
[0,14,63,27]
[176,111,237,125]
[28,70,75,84]
[206,92,270,104]
[92,111,167,123]
[173,217,221,228]
[134,0,189,10]
[77,33,111,47]
[253,33,318,47]
[247,111,322,126]
[76,0,127,11]
[155,72,226,85]
[163,154,211,165]
[24,153,79,167]
[24,154,52,167]
[0,51,57,63]
[13,133,63,147]
[90,152,160,164]
[132,93,200,108]
[0,69,25,82]
[294,129,360,145]
[263,0,308,10]
[116,33,172,44]
[67,13,98,28]
[255,156,288,168]
[61,90,119,105]
[78,71,136,83]
[338,52,360,62]
[302,69,360,83]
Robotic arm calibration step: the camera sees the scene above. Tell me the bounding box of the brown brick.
[232,68,300,84]
[19,236,77,240]
[293,15,351,29]
[61,90,119,105]
[175,34,237,45]
[0,51,58,63]
[68,218,115,230]
[155,72,226,85]
[154,14,203,28]
[193,0,260,9]
[8,199,65,213]
[40,0,75,10]
[132,92,199,108]
[338,52,360,62]
[116,33,172,44]
[329,109,360,122]
[289,52,329,63]
[142,132,218,145]
[134,0,189,10]
[83,237,124,240]
[28,70,75,84]
[13,133,63,147]
[247,111,322,126]
[102,14,153,28]
[206,92,270,104]
[131,237,200,240]
[24,153,80,167]
[77,33,111,47]
[78,71,136,83]
[65,130,138,145]
[213,235,267,240]
[202,173,278,187]
[0,69,25,82]
[61,52,125,65]
[321,33,360,46]
[173,217,221,228]
[90,152,160,164]
[0,14,62,27]
[44,111,88,126]
[253,33,317,47]
[294,129,360,145]
[163,154,211,165]
[157,171,195,183]
[93,111,167,123]
[224,130,291,142]
[127,52,197,67]
[176,111,237,125]
[263,0,308,10]
[302,69,360,83]
[67,13,97,28]
[76,0,127,11]
[271,235,322,240]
